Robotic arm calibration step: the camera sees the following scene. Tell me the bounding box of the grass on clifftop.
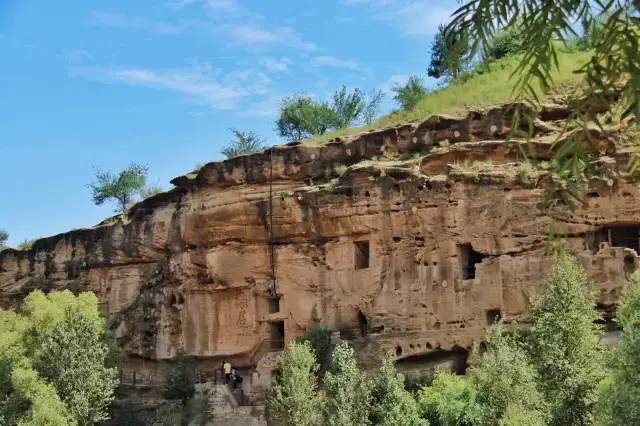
[310,50,593,144]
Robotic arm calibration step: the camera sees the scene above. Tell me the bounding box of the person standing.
[223,360,232,384]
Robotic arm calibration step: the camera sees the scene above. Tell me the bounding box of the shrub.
[369,353,428,426]
[294,325,332,374]
[276,93,340,141]
[220,128,267,159]
[417,369,478,425]
[163,347,195,404]
[391,76,429,111]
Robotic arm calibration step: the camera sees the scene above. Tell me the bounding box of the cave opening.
[458,243,485,280]
[355,241,370,270]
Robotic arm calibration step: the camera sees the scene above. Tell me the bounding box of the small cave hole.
[409,344,415,349]
[364,191,371,198]
[485,309,502,326]
[392,236,402,243]
[586,192,599,198]
[268,296,281,314]
[396,346,403,357]
[345,188,354,197]
[426,342,433,350]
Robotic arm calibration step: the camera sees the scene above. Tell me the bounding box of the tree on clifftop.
[87,162,149,214]
[220,128,267,159]
[0,229,8,249]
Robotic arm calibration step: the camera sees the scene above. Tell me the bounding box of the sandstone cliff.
[1,101,637,377]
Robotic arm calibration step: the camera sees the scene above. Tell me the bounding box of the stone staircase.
[196,382,267,426]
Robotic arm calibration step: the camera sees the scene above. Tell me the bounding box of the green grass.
[309,50,593,144]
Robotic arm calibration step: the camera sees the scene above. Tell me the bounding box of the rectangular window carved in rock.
[355,241,370,269]
[458,243,485,280]
[268,296,281,314]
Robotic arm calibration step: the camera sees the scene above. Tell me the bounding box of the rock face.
[1,101,638,376]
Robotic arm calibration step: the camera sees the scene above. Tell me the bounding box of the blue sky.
[0,0,451,246]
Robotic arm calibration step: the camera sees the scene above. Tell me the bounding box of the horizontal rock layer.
[1,101,637,371]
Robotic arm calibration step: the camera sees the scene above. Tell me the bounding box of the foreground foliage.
[268,341,324,426]
[0,290,119,425]
[447,0,640,211]
[528,255,605,425]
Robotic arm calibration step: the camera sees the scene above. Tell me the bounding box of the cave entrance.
[396,346,469,375]
[355,241,370,270]
[268,321,285,350]
[458,243,485,280]
[485,309,502,326]
[608,225,640,253]
[358,311,368,337]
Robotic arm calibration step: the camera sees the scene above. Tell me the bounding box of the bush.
[417,370,478,425]
[470,323,546,426]
[391,76,428,111]
[485,26,523,61]
[0,229,8,249]
[294,325,332,374]
[369,353,428,426]
[220,128,267,159]
[0,290,120,425]
[163,347,195,404]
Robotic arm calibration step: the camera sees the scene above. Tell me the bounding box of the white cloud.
[341,0,454,36]
[236,94,284,117]
[225,24,319,51]
[385,3,455,36]
[91,10,183,35]
[69,62,274,110]
[259,57,290,73]
[164,0,197,9]
[313,55,359,70]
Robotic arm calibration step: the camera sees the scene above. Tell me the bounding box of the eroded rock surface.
[1,101,638,375]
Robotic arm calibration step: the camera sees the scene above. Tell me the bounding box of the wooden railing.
[249,338,285,366]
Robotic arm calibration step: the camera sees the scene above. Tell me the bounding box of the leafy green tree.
[498,403,546,426]
[324,341,371,426]
[220,128,267,159]
[0,290,119,425]
[485,25,524,61]
[447,0,640,211]
[369,353,427,426]
[268,340,324,426]
[17,238,38,250]
[469,323,546,426]
[417,370,478,425]
[427,24,471,79]
[88,162,149,213]
[276,93,340,141]
[36,309,119,425]
[138,180,163,199]
[163,347,195,404]
[363,89,386,125]
[0,229,8,249]
[391,76,428,111]
[294,325,332,375]
[331,85,366,129]
[600,271,640,424]
[528,255,605,425]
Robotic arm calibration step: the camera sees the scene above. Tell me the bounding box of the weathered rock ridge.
[1,101,638,374]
